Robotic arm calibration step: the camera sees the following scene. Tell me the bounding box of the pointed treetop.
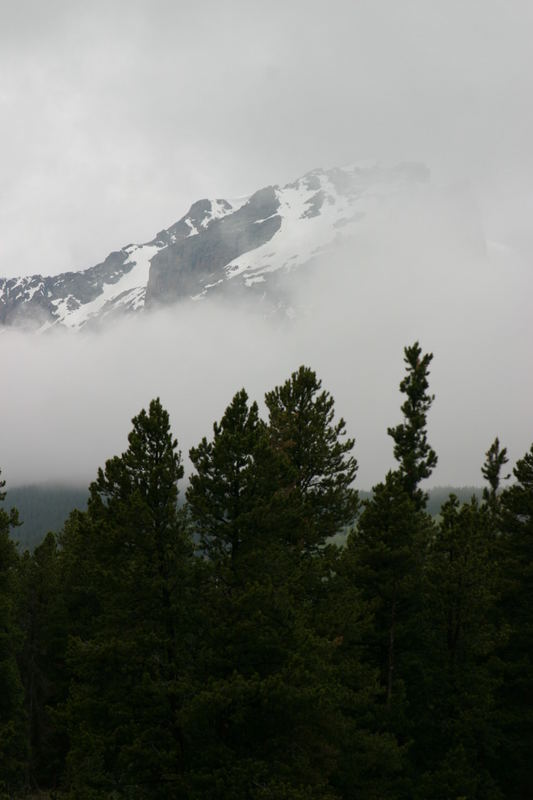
[482,437,510,506]
[387,342,437,510]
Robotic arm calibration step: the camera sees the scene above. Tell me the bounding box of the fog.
[2,183,531,490]
[2,1,533,276]
[1,0,532,491]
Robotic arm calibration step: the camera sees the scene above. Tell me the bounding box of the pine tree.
[417,495,502,799]
[339,344,439,796]
[64,399,192,798]
[187,388,266,572]
[348,472,431,716]
[347,344,437,714]
[329,504,410,800]
[0,470,27,795]
[18,531,69,790]
[265,365,358,553]
[387,342,437,510]
[493,444,533,799]
[185,381,349,799]
[482,437,510,511]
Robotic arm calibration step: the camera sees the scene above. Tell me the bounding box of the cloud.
[1,182,531,492]
[2,1,533,275]
[1,1,532,495]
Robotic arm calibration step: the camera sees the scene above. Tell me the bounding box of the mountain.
[0,162,430,331]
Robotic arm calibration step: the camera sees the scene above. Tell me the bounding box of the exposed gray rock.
[146,187,281,306]
[0,162,432,331]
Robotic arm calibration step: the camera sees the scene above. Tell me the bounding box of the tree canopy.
[1,351,532,799]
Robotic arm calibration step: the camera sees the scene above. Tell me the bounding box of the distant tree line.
[9,486,483,553]
[8,486,88,552]
[0,343,531,799]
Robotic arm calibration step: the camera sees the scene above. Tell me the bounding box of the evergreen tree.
[482,436,510,511]
[0,470,27,796]
[185,380,351,799]
[417,495,502,799]
[18,531,69,790]
[64,399,192,798]
[339,344,439,795]
[328,520,409,800]
[387,342,437,510]
[346,344,437,714]
[187,389,266,571]
[265,365,358,553]
[6,357,530,797]
[347,472,431,716]
[493,444,533,799]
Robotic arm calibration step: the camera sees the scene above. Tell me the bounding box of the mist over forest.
[1,2,532,798]
[3,187,531,491]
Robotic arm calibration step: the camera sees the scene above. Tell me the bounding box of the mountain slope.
[0,162,429,331]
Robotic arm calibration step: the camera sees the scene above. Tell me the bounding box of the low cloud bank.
[2,191,532,491]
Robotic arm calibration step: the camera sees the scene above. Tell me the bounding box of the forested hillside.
[7,485,88,551]
[1,344,531,799]
[6,487,480,552]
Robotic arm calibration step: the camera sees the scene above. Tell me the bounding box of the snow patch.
[185,218,199,237]
[26,281,44,300]
[222,166,420,287]
[53,244,160,329]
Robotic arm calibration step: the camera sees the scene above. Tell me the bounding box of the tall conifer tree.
[387,342,437,510]
[342,343,437,794]
[186,377,353,799]
[18,531,69,789]
[417,495,502,799]
[493,444,533,799]
[187,389,266,572]
[482,437,510,512]
[0,470,26,795]
[64,399,191,798]
[265,365,358,553]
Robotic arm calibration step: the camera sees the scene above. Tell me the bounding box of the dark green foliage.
[417,495,503,799]
[387,342,437,509]
[265,365,359,552]
[2,356,533,799]
[482,437,510,510]
[187,389,267,567]
[326,531,409,799]
[17,531,69,789]
[346,472,431,719]
[339,345,439,795]
[63,399,192,798]
[493,444,533,799]
[0,471,27,796]
[186,383,348,798]
[345,344,437,733]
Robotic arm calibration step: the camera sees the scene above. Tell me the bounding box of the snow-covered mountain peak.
[0,162,430,331]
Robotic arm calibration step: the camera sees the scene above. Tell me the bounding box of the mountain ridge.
[0,162,430,332]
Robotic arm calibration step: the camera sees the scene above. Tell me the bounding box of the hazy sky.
[2,193,532,490]
[1,0,532,491]
[2,0,533,276]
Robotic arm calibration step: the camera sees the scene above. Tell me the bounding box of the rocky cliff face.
[146,186,282,306]
[0,162,430,332]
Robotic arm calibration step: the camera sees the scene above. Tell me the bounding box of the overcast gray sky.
[1,0,532,491]
[2,0,533,276]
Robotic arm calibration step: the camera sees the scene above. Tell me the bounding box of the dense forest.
[8,486,482,553]
[0,343,531,799]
